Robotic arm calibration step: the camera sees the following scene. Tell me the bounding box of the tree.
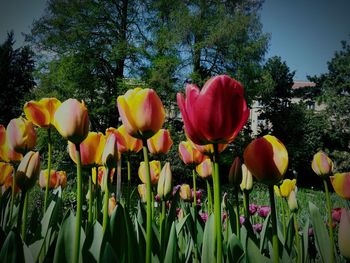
[0,32,35,125]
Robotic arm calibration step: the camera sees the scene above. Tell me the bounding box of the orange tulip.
[178,141,206,165]
[57,171,67,188]
[6,117,36,154]
[177,75,249,145]
[138,160,160,185]
[0,162,14,185]
[54,99,89,144]
[147,129,173,154]
[68,132,106,166]
[115,125,142,153]
[39,169,59,189]
[311,151,333,178]
[330,173,350,200]
[16,151,41,190]
[244,135,288,185]
[24,98,61,128]
[196,158,212,179]
[179,184,191,201]
[117,88,165,139]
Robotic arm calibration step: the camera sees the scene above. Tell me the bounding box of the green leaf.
[302,218,309,263]
[100,242,118,262]
[284,215,295,255]
[0,230,25,263]
[246,238,270,263]
[124,205,139,263]
[175,214,189,236]
[227,233,245,263]
[201,214,215,263]
[164,222,178,263]
[309,202,331,263]
[82,221,103,263]
[259,214,271,252]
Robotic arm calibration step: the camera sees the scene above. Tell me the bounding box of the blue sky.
[1,0,349,80]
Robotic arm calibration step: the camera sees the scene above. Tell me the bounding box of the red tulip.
[177,75,249,145]
[147,129,173,154]
[102,128,120,169]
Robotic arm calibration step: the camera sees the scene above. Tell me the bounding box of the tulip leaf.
[100,242,118,262]
[124,205,139,263]
[259,214,271,252]
[309,202,331,263]
[108,203,127,261]
[164,222,178,263]
[201,213,215,263]
[302,218,309,263]
[134,217,146,259]
[227,233,245,263]
[284,215,295,255]
[246,238,270,263]
[0,230,25,263]
[82,221,103,263]
[175,214,189,236]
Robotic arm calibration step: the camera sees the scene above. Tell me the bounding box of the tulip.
[1,174,19,194]
[16,151,41,191]
[68,132,106,166]
[108,194,117,216]
[138,160,161,185]
[117,87,165,139]
[57,171,67,188]
[0,162,14,185]
[244,135,288,185]
[147,129,173,154]
[311,151,333,178]
[102,129,120,169]
[138,184,147,203]
[54,99,89,145]
[258,206,271,218]
[280,179,297,198]
[192,142,228,156]
[274,185,281,197]
[116,125,142,153]
[6,117,36,154]
[330,172,350,200]
[338,208,350,259]
[179,184,191,201]
[0,125,22,162]
[23,98,61,128]
[287,190,298,212]
[157,162,172,201]
[332,208,342,223]
[196,158,212,179]
[229,157,242,186]
[240,164,253,191]
[253,223,263,233]
[39,169,59,189]
[178,141,206,165]
[249,204,258,215]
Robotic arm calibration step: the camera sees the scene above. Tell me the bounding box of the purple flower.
[249,204,258,215]
[173,184,181,196]
[200,212,208,222]
[332,207,342,223]
[240,215,245,225]
[154,194,161,202]
[258,206,271,218]
[253,223,263,233]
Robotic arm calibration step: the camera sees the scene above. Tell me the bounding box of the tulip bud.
[157,162,172,201]
[196,158,212,179]
[6,117,37,154]
[0,162,14,185]
[16,151,40,191]
[39,169,59,189]
[179,184,191,201]
[229,157,242,186]
[240,164,253,191]
[138,184,147,203]
[54,99,89,144]
[108,194,117,216]
[138,160,161,185]
[330,172,350,200]
[287,189,298,212]
[311,151,333,178]
[339,208,350,259]
[280,179,297,198]
[274,185,281,197]
[147,129,173,154]
[102,129,119,169]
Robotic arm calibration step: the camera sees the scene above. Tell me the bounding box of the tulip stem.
[234,189,240,238]
[268,185,279,263]
[281,198,286,239]
[103,167,110,233]
[44,127,52,212]
[243,190,250,221]
[323,179,334,263]
[293,212,301,263]
[88,174,93,229]
[212,144,222,263]
[127,154,131,211]
[160,200,166,259]
[22,190,29,241]
[17,189,26,239]
[206,180,212,214]
[192,169,199,262]
[192,169,197,207]
[9,171,16,225]
[73,145,82,263]
[142,141,152,263]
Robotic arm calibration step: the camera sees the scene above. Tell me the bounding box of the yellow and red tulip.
[39,169,59,189]
[16,151,41,191]
[0,162,14,185]
[1,174,19,194]
[147,129,173,154]
[311,151,334,178]
[6,117,36,154]
[54,99,89,144]
[179,184,191,201]
[102,128,120,169]
[330,172,350,200]
[157,162,172,200]
[243,135,288,185]
[177,75,249,145]
[178,141,206,165]
[115,125,142,153]
[138,160,161,185]
[196,158,212,179]
[68,131,106,166]
[24,98,61,128]
[0,125,22,162]
[117,88,165,139]
[338,208,350,259]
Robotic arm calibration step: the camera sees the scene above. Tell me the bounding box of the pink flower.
[200,212,208,222]
[253,223,263,233]
[240,215,245,225]
[332,208,342,223]
[258,206,271,218]
[249,204,258,215]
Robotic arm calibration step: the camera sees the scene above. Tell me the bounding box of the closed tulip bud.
[280,179,297,198]
[116,125,142,153]
[196,158,212,179]
[108,194,117,216]
[147,129,173,154]
[6,117,36,154]
[157,162,172,200]
[117,88,165,139]
[287,189,298,212]
[240,164,253,191]
[57,171,67,188]
[24,98,61,128]
[229,157,242,186]
[16,151,40,191]
[39,169,59,189]
[338,208,350,259]
[178,141,206,165]
[138,184,147,203]
[330,172,350,200]
[244,135,288,185]
[311,151,333,178]
[0,162,14,185]
[102,129,120,169]
[179,184,191,201]
[54,99,89,144]
[68,132,106,166]
[138,160,161,185]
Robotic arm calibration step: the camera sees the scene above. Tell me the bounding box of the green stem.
[73,144,82,263]
[103,167,110,233]
[193,169,197,207]
[88,174,93,228]
[293,212,301,263]
[142,141,152,263]
[243,190,250,221]
[9,170,16,224]
[192,170,198,262]
[127,154,131,210]
[22,190,29,241]
[281,198,286,240]
[234,188,240,238]
[206,180,212,214]
[160,200,166,259]
[17,189,26,239]
[44,128,52,212]
[212,144,222,263]
[268,185,279,263]
[323,179,334,263]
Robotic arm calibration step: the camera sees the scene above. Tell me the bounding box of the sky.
[1,0,349,80]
